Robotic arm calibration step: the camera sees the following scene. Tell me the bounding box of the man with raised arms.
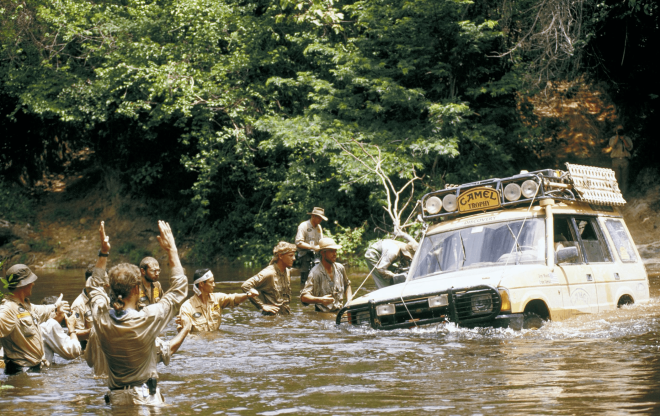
[177,269,258,332]
[241,241,297,315]
[88,220,189,405]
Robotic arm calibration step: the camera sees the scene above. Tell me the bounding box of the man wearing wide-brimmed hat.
[300,237,352,313]
[0,264,70,374]
[242,241,297,315]
[295,207,327,287]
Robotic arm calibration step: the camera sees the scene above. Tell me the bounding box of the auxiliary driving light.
[471,294,493,313]
[428,294,448,308]
[521,180,539,198]
[503,183,522,201]
[442,194,458,212]
[425,196,442,215]
[376,304,396,316]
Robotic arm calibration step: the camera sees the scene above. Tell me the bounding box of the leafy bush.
[0,180,34,224]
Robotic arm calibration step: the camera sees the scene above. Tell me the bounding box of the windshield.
[411,218,546,280]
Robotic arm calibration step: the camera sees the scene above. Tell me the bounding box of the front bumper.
[336,285,504,330]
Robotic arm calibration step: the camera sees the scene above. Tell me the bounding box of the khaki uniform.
[71,289,93,332]
[295,220,323,273]
[179,292,241,332]
[137,280,163,311]
[301,262,350,312]
[608,134,633,194]
[364,239,412,289]
[241,265,291,315]
[88,265,187,396]
[0,295,56,368]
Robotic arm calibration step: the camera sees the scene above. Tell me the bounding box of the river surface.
[2,265,660,415]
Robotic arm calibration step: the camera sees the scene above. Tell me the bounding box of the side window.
[604,219,638,263]
[553,216,583,263]
[574,217,612,263]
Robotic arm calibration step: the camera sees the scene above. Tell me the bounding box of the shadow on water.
[3,268,660,414]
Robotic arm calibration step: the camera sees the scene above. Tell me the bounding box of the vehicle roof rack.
[420,163,625,221]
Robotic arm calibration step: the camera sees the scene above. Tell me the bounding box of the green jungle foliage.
[1,0,657,264]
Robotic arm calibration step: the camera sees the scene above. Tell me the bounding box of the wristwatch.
[98,250,109,257]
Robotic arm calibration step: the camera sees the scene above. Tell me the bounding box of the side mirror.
[556,246,579,264]
[392,273,407,285]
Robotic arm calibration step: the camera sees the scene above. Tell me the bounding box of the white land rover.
[336,164,649,330]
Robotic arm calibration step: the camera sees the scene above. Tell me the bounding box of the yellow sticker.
[139,289,146,298]
[17,312,31,319]
[619,246,630,260]
[458,187,501,213]
[212,303,221,311]
[153,287,160,300]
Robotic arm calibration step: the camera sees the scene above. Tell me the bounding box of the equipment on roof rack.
[420,163,624,220]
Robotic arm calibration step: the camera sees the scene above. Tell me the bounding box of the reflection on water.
[3,268,660,415]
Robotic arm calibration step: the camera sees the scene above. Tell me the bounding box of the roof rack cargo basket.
[420,163,625,221]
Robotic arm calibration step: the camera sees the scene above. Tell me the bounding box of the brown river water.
[2,265,660,415]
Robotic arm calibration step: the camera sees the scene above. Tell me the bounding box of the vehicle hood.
[348,264,548,306]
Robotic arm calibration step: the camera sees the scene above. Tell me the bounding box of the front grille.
[336,285,502,330]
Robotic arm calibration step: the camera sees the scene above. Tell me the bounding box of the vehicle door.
[601,218,649,304]
[572,216,614,312]
[553,215,598,314]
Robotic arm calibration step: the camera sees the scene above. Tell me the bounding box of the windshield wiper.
[459,232,466,268]
[506,223,522,265]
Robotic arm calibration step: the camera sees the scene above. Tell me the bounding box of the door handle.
[586,274,593,281]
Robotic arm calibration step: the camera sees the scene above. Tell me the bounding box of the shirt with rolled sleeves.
[88,265,187,390]
[295,220,323,272]
[179,292,241,332]
[300,262,350,312]
[0,295,56,367]
[241,265,291,315]
[71,289,93,332]
[137,280,163,311]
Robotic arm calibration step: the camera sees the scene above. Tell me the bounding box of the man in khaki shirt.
[295,207,326,287]
[301,238,352,313]
[137,256,163,310]
[71,264,95,348]
[242,242,296,315]
[604,124,633,194]
[177,269,258,332]
[0,264,70,374]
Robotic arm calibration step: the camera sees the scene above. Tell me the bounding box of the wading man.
[178,269,258,332]
[364,228,418,289]
[70,264,95,349]
[137,256,163,310]
[295,207,326,287]
[0,264,70,374]
[241,242,297,315]
[40,296,82,363]
[88,221,188,405]
[300,238,352,313]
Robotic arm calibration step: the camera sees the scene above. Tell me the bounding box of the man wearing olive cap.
[0,264,70,374]
[301,237,352,313]
[177,269,258,332]
[295,207,326,287]
[364,228,419,289]
[241,241,297,315]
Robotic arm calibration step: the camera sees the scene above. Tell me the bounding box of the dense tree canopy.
[1,0,657,263]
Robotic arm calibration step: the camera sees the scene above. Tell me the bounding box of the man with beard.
[300,238,352,313]
[137,256,163,310]
[241,242,297,315]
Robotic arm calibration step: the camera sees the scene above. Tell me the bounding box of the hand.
[261,304,280,314]
[157,220,177,252]
[247,288,259,298]
[318,295,334,306]
[54,309,66,324]
[64,313,76,334]
[56,299,71,315]
[99,221,111,254]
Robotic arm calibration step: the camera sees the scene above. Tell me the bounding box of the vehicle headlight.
[521,180,539,198]
[428,294,448,308]
[471,294,493,313]
[376,304,396,316]
[504,183,522,201]
[498,289,511,312]
[425,196,442,215]
[442,194,458,212]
